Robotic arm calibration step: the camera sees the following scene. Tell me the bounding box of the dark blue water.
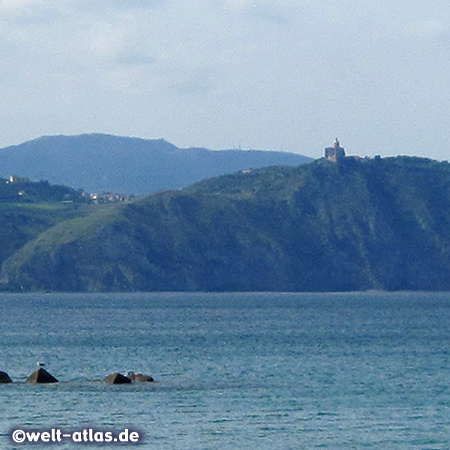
[1,291,450,449]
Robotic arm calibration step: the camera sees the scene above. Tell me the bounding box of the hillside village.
[4,176,133,204]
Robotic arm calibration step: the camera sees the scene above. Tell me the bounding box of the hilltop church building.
[325,138,346,162]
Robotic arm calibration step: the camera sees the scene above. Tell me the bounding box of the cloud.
[0,0,42,9]
[86,23,156,69]
[224,0,257,10]
[220,0,292,24]
[0,0,63,24]
[402,20,449,40]
[72,0,166,11]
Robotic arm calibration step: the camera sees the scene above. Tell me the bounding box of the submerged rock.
[129,373,154,382]
[0,371,13,383]
[26,368,58,384]
[104,373,132,384]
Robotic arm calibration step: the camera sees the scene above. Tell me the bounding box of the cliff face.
[2,156,450,292]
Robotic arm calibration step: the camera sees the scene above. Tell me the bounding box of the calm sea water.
[1,292,450,449]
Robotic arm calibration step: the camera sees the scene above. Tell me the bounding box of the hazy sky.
[1,0,449,159]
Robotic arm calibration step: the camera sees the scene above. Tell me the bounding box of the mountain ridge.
[0,133,312,195]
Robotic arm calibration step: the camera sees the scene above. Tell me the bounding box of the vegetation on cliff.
[2,156,450,292]
[0,178,96,280]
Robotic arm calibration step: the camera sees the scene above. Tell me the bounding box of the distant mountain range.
[2,155,450,292]
[0,134,312,195]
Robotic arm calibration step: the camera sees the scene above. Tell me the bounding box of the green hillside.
[0,178,94,279]
[2,156,450,292]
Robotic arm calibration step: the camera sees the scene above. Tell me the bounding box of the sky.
[0,0,450,160]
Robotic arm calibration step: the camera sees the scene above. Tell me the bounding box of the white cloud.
[0,0,64,24]
[71,0,165,12]
[219,0,293,24]
[224,0,258,11]
[0,0,43,9]
[403,20,449,40]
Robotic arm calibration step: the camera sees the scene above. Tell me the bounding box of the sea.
[1,291,450,449]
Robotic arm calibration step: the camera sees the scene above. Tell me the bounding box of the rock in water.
[26,368,58,384]
[130,373,154,382]
[0,371,13,383]
[104,373,132,384]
